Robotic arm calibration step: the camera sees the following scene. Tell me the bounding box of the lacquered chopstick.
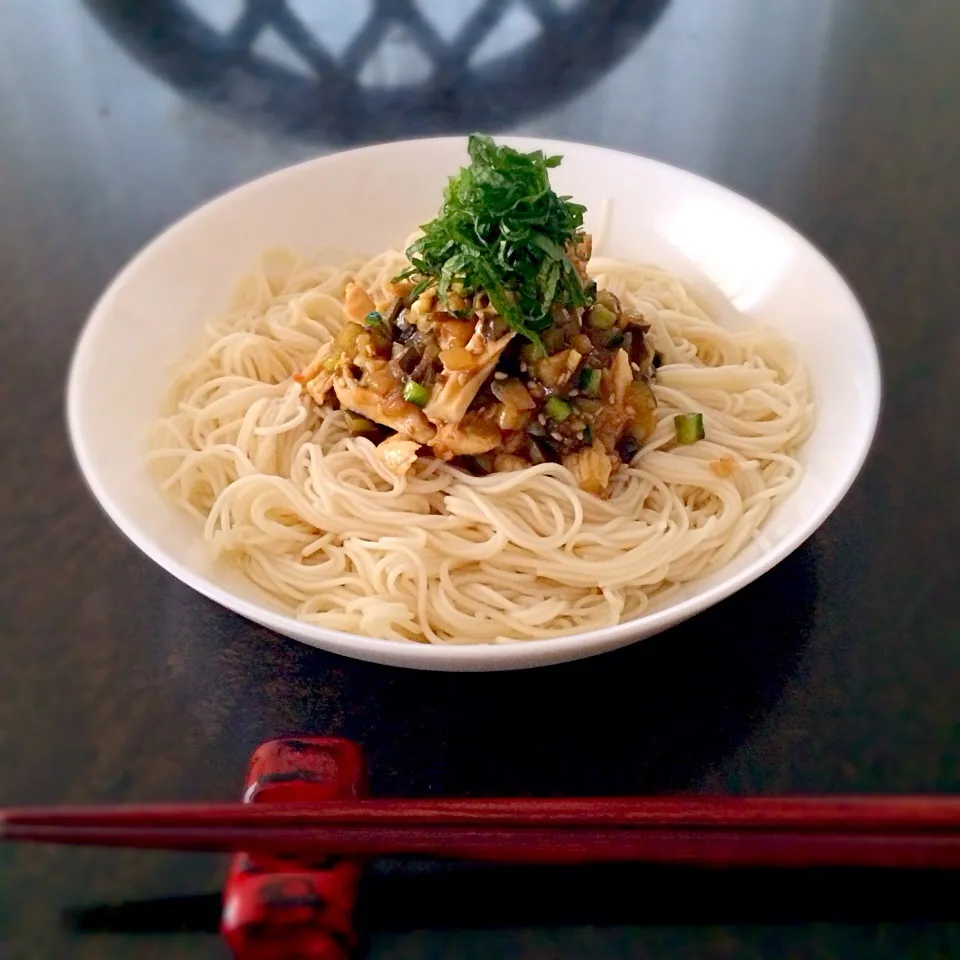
[4,797,960,869]
[4,796,960,831]
[5,822,960,868]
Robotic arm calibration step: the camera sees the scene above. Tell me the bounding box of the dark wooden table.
[1,1,958,957]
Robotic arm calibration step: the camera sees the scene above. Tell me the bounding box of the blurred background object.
[83,0,671,142]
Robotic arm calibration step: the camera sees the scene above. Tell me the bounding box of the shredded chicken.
[376,435,421,476]
[305,373,336,407]
[333,372,435,445]
[293,233,661,494]
[295,341,335,384]
[384,277,414,300]
[610,348,633,405]
[494,453,528,472]
[344,281,376,323]
[431,418,501,460]
[294,341,338,404]
[464,314,499,354]
[436,320,475,351]
[535,348,581,390]
[563,445,614,495]
[423,332,514,425]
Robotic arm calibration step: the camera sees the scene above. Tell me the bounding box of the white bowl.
[67,137,880,671]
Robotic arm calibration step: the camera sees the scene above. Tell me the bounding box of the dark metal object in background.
[83,0,670,142]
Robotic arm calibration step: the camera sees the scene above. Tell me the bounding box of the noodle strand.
[149,249,813,643]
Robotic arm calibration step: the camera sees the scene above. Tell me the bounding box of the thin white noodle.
[148,247,814,643]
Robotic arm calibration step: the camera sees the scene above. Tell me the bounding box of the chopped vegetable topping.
[294,134,662,496]
[544,395,573,423]
[578,366,602,396]
[616,434,640,462]
[403,379,430,407]
[344,411,377,433]
[674,412,705,444]
[587,303,616,331]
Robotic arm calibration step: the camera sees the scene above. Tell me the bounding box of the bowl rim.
[66,135,882,669]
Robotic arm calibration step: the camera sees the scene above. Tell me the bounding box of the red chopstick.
[4,797,960,868]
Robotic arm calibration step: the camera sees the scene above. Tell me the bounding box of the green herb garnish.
[398,134,593,345]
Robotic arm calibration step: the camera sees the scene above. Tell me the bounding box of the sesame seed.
[569,388,579,397]
[538,413,547,426]
[519,362,528,373]
[494,371,507,380]
[550,431,563,441]
[630,362,640,373]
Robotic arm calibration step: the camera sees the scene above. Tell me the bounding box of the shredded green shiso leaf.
[398,134,594,345]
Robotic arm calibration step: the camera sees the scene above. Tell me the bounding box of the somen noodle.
[148,245,812,644]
